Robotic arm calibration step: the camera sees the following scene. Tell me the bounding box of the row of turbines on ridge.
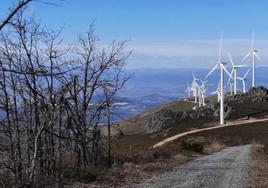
[185,32,261,125]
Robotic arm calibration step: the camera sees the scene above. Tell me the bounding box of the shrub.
[203,139,225,154]
[182,136,207,152]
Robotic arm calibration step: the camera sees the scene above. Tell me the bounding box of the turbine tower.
[191,73,199,102]
[200,80,207,106]
[230,82,233,95]
[205,35,232,125]
[237,69,251,93]
[198,86,202,107]
[242,32,261,88]
[228,52,248,95]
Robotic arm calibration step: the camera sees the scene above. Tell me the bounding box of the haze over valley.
[113,67,268,121]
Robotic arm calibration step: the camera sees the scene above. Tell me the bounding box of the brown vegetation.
[64,141,199,187]
[203,138,226,154]
[73,136,224,187]
[248,144,268,188]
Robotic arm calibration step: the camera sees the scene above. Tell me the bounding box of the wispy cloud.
[125,38,268,68]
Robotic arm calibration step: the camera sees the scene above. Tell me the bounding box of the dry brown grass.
[96,156,191,187]
[203,139,226,154]
[64,140,202,187]
[248,145,268,188]
[64,156,193,188]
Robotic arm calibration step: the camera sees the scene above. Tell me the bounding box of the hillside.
[101,87,268,152]
[101,100,197,136]
[91,87,268,187]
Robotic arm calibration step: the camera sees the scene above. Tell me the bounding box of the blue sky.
[1,0,268,69]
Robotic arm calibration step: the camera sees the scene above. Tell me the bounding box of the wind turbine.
[198,83,206,107]
[200,81,207,107]
[191,73,199,102]
[202,89,207,106]
[200,80,207,106]
[242,32,261,87]
[237,69,251,93]
[211,82,221,102]
[198,85,202,107]
[185,83,191,98]
[205,35,232,125]
[228,52,248,95]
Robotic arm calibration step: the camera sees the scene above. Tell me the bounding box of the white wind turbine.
[237,69,251,93]
[242,32,261,88]
[200,80,207,106]
[205,35,232,125]
[228,53,248,95]
[191,73,199,102]
[198,85,202,107]
[202,89,207,106]
[185,83,192,98]
[211,82,221,102]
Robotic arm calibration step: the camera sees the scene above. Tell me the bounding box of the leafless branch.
[0,0,32,30]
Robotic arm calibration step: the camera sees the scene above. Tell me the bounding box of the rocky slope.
[101,86,268,136]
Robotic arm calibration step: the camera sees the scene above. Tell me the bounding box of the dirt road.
[137,145,251,188]
[152,117,268,148]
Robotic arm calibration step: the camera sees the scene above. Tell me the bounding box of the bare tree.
[0,8,131,187]
[0,0,32,30]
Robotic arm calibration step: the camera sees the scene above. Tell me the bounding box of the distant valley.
[112,67,268,121]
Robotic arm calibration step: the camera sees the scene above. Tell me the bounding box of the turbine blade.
[251,31,255,49]
[201,79,207,86]
[218,34,223,62]
[205,63,218,79]
[235,65,248,68]
[228,52,235,66]
[228,69,234,83]
[221,64,232,78]
[211,91,218,95]
[242,51,251,61]
[192,72,195,79]
[254,52,262,61]
[244,69,251,79]
[237,77,243,81]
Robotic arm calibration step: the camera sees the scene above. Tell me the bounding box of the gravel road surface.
[137,145,251,188]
